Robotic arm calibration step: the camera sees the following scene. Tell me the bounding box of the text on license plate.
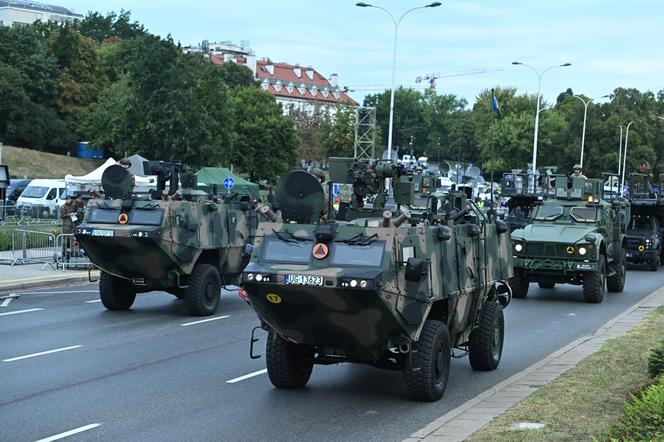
[284,274,323,286]
[91,229,114,237]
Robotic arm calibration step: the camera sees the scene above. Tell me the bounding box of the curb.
[404,286,664,442]
[0,272,99,294]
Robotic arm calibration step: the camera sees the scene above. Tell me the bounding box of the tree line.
[1,11,663,181]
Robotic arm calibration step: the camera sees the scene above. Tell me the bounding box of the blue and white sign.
[331,183,340,196]
[223,177,235,190]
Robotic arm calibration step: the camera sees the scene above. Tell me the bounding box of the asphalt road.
[1,267,662,442]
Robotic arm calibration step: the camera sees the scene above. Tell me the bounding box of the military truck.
[75,161,257,316]
[241,158,513,402]
[510,175,630,303]
[625,173,664,270]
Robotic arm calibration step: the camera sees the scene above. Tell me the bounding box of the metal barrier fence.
[55,233,92,270]
[0,229,57,266]
[0,204,62,226]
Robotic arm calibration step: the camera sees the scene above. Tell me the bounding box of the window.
[128,208,164,226]
[533,205,563,221]
[570,207,597,223]
[46,189,57,200]
[21,186,48,198]
[261,236,312,264]
[88,208,120,224]
[331,242,385,267]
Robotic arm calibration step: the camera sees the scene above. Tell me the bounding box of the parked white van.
[16,179,67,218]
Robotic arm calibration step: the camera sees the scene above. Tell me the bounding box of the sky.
[62,0,664,107]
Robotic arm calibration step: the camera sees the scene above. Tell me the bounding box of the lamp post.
[356,2,442,161]
[618,125,623,176]
[511,61,571,176]
[571,95,592,168]
[621,121,635,196]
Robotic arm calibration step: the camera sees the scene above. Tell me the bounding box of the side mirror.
[496,220,508,234]
[243,243,254,258]
[405,257,426,282]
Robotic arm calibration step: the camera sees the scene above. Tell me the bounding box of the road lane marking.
[17,290,98,295]
[180,315,230,327]
[85,299,102,303]
[1,298,12,307]
[3,345,82,362]
[35,423,101,442]
[0,308,44,317]
[226,369,268,384]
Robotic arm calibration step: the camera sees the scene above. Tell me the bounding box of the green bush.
[608,376,664,441]
[648,341,664,379]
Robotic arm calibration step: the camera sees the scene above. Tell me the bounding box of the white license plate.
[91,229,114,237]
[284,274,323,286]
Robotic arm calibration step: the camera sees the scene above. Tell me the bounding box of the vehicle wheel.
[538,282,555,289]
[607,248,626,293]
[583,255,606,303]
[649,252,659,271]
[660,250,664,266]
[99,271,136,310]
[185,264,221,316]
[468,301,504,371]
[404,320,451,402]
[511,271,529,298]
[265,332,314,389]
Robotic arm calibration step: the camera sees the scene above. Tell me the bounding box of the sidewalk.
[404,286,664,442]
[0,263,98,293]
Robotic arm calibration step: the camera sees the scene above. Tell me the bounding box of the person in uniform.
[310,168,326,184]
[310,168,330,221]
[571,164,587,179]
[60,194,84,262]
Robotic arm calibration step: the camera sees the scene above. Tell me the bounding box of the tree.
[217,61,257,89]
[316,104,356,158]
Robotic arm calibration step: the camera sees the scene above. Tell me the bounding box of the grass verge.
[2,145,103,179]
[468,305,664,442]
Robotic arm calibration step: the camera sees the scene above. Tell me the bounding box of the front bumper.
[514,257,597,273]
[626,248,658,263]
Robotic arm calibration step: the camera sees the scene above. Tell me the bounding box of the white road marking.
[35,423,101,442]
[180,315,230,327]
[226,369,268,384]
[1,298,12,307]
[85,299,102,303]
[3,345,82,362]
[0,308,44,317]
[18,290,98,295]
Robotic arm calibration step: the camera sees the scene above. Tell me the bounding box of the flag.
[491,89,503,119]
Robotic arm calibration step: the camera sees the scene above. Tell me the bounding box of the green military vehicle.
[510,175,630,303]
[76,161,257,316]
[624,173,664,270]
[240,158,513,402]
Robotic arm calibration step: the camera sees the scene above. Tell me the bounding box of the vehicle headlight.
[646,238,653,248]
[350,279,358,288]
[255,274,263,282]
[360,280,368,288]
[579,247,587,256]
[247,273,254,281]
[514,243,524,252]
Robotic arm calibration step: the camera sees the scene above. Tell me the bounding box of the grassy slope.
[468,305,664,442]
[2,145,104,179]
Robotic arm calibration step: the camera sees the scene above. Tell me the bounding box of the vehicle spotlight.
[514,243,523,252]
[579,247,587,256]
[247,273,254,281]
[350,279,358,288]
[256,274,263,282]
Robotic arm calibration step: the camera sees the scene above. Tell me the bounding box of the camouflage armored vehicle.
[241,158,513,402]
[510,175,630,303]
[75,161,257,316]
[625,173,664,270]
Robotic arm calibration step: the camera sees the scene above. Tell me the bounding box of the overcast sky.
[64,0,663,107]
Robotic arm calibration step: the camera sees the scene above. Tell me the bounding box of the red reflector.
[238,287,248,302]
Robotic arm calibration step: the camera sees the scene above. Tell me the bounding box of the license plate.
[284,274,323,286]
[91,229,114,237]
[576,263,592,271]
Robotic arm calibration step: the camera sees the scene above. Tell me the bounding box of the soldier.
[571,164,587,179]
[60,194,84,262]
[310,168,326,184]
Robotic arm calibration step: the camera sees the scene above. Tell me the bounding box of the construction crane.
[416,67,505,91]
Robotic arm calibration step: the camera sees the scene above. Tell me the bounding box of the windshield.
[21,186,48,198]
[570,207,597,223]
[87,208,121,224]
[262,236,312,264]
[128,208,164,226]
[628,217,655,233]
[331,242,385,267]
[533,205,563,221]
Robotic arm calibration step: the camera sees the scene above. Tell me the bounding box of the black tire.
[99,271,136,310]
[583,255,606,303]
[185,264,221,316]
[538,282,555,289]
[265,332,314,389]
[607,248,626,293]
[404,320,451,402]
[650,251,659,271]
[468,301,504,371]
[511,272,529,298]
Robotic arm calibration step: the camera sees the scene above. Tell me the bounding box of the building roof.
[0,0,82,16]
[255,60,356,105]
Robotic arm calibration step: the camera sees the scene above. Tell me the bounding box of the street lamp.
[512,61,571,176]
[621,121,635,196]
[618,125,623,176]
[357,2,442,161]
[571,95,592,168]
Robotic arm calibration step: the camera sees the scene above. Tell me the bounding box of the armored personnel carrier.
[510,175,630,303]
[75,161,257,316]
[624,173,664,270]
[241,158,513,402]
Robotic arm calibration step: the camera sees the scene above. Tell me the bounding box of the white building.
[0,0,82,28]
